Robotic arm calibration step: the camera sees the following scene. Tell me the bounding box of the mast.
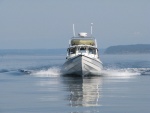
[91,23,93,36]
[73,24,76,37]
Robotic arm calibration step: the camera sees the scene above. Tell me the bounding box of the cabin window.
[69,48,76,54]
[89,48,96,54]
[79,47,86,53]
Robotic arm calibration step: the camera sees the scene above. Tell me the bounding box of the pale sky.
[0,0,150,49]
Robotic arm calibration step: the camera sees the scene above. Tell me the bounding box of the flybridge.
[71,24,96,47]
[71,38,95,46]
[69,23,98,47]
[71,31,96,46]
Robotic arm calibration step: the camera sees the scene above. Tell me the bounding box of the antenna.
[91,23,93,36]
[73,24,76,37]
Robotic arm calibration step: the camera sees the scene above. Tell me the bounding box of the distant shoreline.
[104,44,150,54]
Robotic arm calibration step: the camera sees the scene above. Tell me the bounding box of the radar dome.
[78,32,87,37]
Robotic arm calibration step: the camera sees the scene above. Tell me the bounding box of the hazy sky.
[0,0,150,49]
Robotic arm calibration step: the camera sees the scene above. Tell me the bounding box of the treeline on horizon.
[104,44,150,54]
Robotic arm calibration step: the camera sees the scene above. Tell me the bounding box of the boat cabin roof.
[71,37,95,46]
[68,45,98,50]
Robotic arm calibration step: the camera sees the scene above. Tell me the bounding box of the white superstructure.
[62,26,103,77]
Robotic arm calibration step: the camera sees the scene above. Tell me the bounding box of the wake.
[2,67,150,78]
[31,67,61,77]
[29,67,150,78]
[100,68,141,78]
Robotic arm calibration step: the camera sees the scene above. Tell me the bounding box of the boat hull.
[62,55,103,77]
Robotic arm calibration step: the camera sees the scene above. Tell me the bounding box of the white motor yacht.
[62,25,103,77]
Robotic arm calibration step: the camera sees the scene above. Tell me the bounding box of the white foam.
[100,68,141,79]
[30,66,149,78]
[32,67,61,77]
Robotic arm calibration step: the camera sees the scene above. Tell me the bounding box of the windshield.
[89,48,96,54]
[68,47,97,55]
[79,47,86,53]
[68,48,76,54]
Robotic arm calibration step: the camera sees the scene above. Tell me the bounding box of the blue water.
[0,50,150,113]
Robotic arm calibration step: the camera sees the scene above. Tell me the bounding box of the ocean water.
[0,49,150,113]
